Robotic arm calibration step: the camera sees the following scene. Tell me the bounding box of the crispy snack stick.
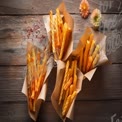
[63,77,73,91]
[59,23,68,59]
[73,74,77,90]
[92,54,100,68]
[62,95,71,117]
[79,48,83,71]
[62,87,69,109]
[59,61,70,105]
[74,60,77,76]
[86,56,93,72]
[56,8,63,47]
[89,40,95,56]
[83,40,90,73]
[52,30,57,59]
[92,45,100,60]
[54,18,60,48]
[70,85,74,95]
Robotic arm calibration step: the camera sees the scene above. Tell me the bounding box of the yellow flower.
[90,9,102,27]
[79,0,90,18]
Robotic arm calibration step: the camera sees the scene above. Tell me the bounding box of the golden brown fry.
[92,45,100,60]
[59,23,68,59]
[70,91,77,104]
[89,40,95,56]
[74,60,77,76]
[79,48,83,71]
[62,95,71,117]
[52,30,57,59]
[73,74,77,90]
[86,56,93,72]
[69,85,74,95]
[83,40,90,73]
[63,77,73,91]
[59,61,70,105]
[62,88,69,110]
[92,54,100,68]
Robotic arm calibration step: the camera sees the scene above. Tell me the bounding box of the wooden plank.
[0,0,121,15]
[0,100,121,122]
[0,65,121,102]
[0,15,122,65]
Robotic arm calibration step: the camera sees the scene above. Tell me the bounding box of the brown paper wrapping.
[51,27,108,121]
[43,2,74,61]
[51,60,84,121]
[22,56,54,121]
[72,27,108,81]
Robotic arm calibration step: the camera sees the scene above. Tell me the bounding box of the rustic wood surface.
[0,0,122,122]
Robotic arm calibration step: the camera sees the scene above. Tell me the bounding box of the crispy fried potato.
[59,60,70,105]
[63,77,73,91]
[92,54,100,68]
[83,40,90,72]
[86,56,93,72]
[92,45,100,60]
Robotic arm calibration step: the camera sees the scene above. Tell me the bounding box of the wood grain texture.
[0,0,122,15]
[0,0,121,122]
[0,15,122,65]
[0,65,121,102]
[0,100,121,122]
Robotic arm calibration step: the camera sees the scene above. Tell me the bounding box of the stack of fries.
[58,59,78,117]
[49,9,72,60]
[78,33,100,73]
[27,42,47,112]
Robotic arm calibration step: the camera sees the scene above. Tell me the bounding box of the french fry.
[63,77,73,91]
[59,61,70,105]
[69,85,74,95]
[89,40,95,56]
[62,88,69,109]
[79,48,83,71]
[59,23,68,59]
[92,54,100,68]
[86,56,93,72]
[56,8,62,22]
[83,40,90,73]
[73,74,77,90]
[64,27,72,58]
[92,45,100,60]
[74,60,77,76]
[62,95,71,117]
[54,18,60,48]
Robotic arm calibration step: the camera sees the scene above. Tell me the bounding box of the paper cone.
[72,27,108,81]
[22,56,54,121]
[51,60,84,121]
[43,2,74,61]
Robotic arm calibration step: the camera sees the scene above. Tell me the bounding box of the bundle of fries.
[49,9,72,60]
[58,59,78,117]
[77,33,100,73]
[27,42,47,112]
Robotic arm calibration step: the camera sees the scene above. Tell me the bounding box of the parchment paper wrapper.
[72,27,108,81]
[51,60,84,121]
[43,2,74,61]
[22,56,53,121]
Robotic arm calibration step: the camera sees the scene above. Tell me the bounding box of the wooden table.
[0,0,122,122]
